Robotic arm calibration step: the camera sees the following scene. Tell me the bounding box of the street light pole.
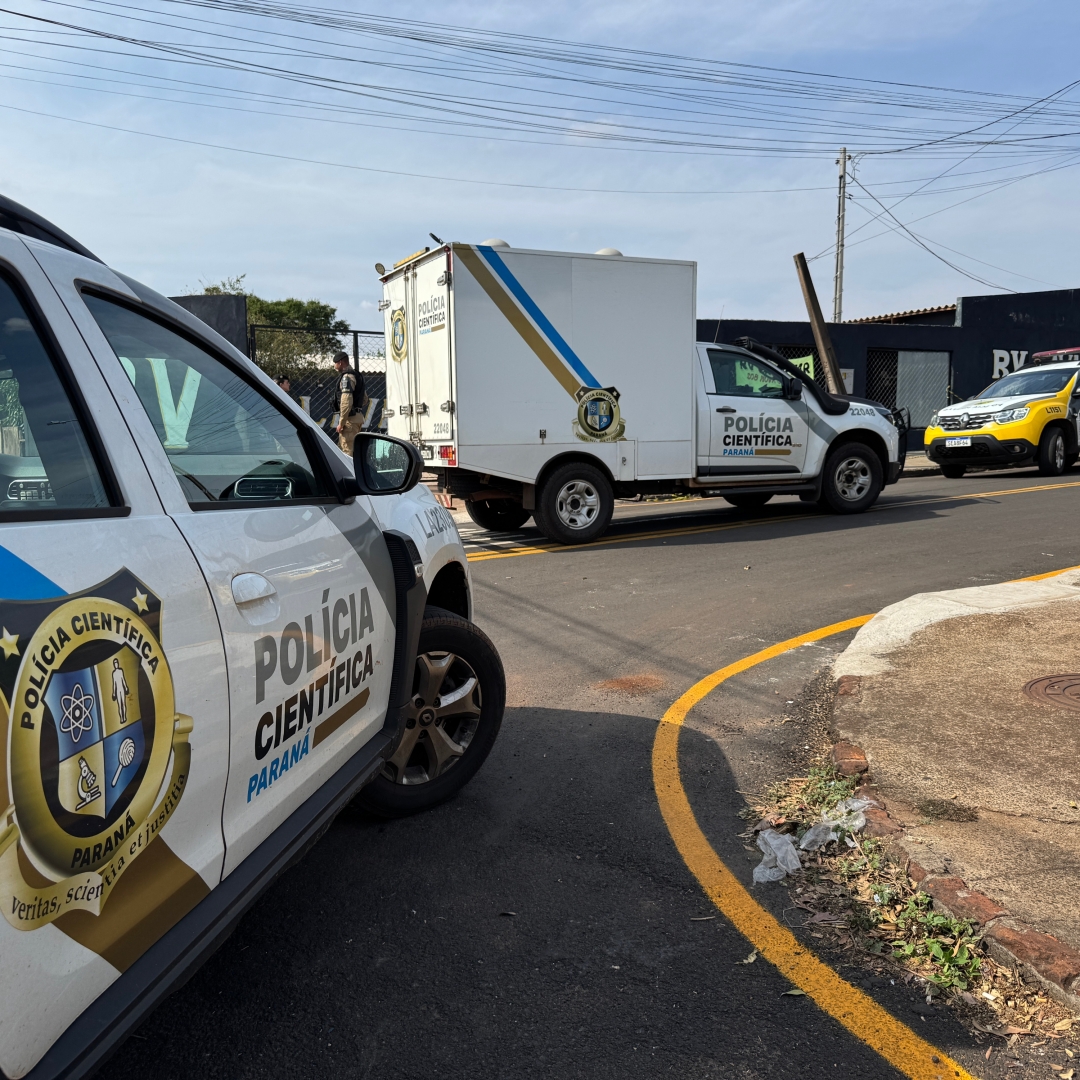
[832,148,848,324]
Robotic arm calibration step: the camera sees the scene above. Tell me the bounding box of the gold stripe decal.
[453,244,580,399]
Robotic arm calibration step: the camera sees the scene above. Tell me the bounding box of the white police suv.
[0,197,504,1079]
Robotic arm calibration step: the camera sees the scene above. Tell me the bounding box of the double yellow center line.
[466,479,1080,563]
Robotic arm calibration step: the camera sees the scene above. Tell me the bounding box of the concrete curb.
[829,728,1080,1014]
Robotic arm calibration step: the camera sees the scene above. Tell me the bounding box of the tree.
[202,276,350,379]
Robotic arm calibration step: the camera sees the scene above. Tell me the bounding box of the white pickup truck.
[380,241,906,544]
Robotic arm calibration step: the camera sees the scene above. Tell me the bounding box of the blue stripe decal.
[0,545,65,600]
[476,246,601,390]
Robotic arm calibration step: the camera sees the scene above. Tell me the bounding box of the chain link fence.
[866,347,951,429]
[250,328,388,434]
[767,343,830,391]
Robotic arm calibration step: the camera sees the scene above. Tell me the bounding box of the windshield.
[975,367,1077,400]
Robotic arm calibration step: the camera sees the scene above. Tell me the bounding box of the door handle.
[715,406,736,413]
[231,573,277,606]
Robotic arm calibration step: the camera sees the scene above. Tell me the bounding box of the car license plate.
[945,437,971,448]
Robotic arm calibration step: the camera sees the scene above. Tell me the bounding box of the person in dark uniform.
[333,351,366,455]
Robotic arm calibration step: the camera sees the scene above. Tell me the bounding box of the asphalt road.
[104,468,1080,1080]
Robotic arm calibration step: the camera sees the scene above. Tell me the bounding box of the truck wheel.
[535,462,614,544]
[723,493,773,509]
[819,442,882,514]
[356,608,505,817]
[1037,426,1067,476]
[940,464,966,479]
[466,498,531,532]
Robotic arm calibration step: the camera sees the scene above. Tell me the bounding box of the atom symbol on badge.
[59,683,96,743]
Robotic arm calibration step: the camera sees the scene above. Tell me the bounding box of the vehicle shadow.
[100,705,989,1080]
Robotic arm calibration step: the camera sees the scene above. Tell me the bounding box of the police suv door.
[701,347,810,478]
[0,237,231,1077]
[49,273,398,876]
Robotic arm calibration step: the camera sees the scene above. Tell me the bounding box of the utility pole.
[832,147,848,324]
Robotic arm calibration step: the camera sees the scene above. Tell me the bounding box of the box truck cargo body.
[381,242,904,544]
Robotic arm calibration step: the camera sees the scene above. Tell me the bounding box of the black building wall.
[169,294,248,355]
[699,287,1080,447]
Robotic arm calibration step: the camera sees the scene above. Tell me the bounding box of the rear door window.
[81,294,328,508]
[0,274,111,514]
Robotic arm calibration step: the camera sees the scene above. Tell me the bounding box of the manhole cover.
[1023,675,1080,712]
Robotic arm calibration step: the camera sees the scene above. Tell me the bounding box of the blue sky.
[5,0,1080,328]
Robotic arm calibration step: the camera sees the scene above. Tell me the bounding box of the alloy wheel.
[382,651,482,785]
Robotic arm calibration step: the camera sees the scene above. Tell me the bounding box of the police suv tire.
[1037,426,1067,476]
[723,493,773,509]
[355,608,505,818]
[940,464,966,479]
[818,442,883,514]
[534,462,614,544]
[466,498,531,532]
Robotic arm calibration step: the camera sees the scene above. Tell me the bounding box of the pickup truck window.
[707,350,784,399]
[84,295,328,507]
[0,274,111,513]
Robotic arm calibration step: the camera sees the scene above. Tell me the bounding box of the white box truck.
[380,240,905,544]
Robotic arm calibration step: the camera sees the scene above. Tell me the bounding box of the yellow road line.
[652,616,976,1080]
[466,478,1080,563]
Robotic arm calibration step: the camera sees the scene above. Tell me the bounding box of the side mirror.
[352,432,423,495]
[784,377,803,401]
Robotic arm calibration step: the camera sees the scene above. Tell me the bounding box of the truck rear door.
[383,270,413,444]
[411,250,454,452]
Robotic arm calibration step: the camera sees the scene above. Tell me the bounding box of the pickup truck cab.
[0,197,504,1079]
[925,357,1080,478]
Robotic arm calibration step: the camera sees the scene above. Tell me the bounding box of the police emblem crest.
[0,569,192,930]
[390,307,408,363]
[573,386,626,443]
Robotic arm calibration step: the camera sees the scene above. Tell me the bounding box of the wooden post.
[794,252,846,397]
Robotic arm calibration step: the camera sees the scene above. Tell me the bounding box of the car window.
[975,367,1077,400]
[83,294,328,507]
[0,275,110,513]
[707,350,784,398]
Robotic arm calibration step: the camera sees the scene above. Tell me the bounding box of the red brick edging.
[828,736,1080,1010]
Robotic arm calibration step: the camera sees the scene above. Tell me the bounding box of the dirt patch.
[917,798,979,823]
[595,674,665,695]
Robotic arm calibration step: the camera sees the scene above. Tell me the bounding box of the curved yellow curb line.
[652,616,976,1080]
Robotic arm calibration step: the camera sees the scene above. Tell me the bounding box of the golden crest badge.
[0,570,191,930]
[390,307,408,363]
[573,386,626,443]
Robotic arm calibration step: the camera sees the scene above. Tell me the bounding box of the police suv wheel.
[356,608,505,817]
[723,493,773,509]
[535,462,614,544]
[1038,426,1067,476]
[466,498,531,532]
[819,442,882,514]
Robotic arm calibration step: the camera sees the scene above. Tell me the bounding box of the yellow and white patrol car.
[924,353,1080,478]
[0,196,504,1079]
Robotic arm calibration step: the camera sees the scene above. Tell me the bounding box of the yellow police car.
[0,196,505,1079]
[925,352,1080,478]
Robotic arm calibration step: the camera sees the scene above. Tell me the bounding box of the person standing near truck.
[333,350,366,455]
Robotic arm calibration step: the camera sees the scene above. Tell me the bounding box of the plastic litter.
[753,829,803,883]
[799,797,877,851]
